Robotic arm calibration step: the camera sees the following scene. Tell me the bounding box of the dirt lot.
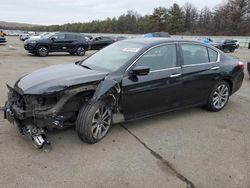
[0,36,250,188]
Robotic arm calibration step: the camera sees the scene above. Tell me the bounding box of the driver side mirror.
[131,66,150,76]
[51,37,56,41]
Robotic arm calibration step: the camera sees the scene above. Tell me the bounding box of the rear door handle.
[170,73,182,78]
[211,66,220,70]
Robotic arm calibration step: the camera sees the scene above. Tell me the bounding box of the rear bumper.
[231,71,244,94]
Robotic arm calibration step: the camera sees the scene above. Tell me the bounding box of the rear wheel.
[76,46,85,56]
[206,81,230,112]
[76,100,112,144]
[37,46,49,57]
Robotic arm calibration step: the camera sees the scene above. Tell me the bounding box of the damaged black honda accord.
[1,38,244,148]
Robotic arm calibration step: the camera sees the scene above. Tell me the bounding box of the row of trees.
[31,0,250,35]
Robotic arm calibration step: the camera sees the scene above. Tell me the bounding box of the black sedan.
[248,62,250,76]
[211,39,237,52]
[89,36,115,50]
[2,38,244,148]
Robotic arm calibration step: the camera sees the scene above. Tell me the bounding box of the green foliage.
[150,7,169,31]
[168,3,185,34]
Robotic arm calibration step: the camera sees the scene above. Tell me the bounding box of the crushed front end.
[2,84,96,149]
[2,85,50,148]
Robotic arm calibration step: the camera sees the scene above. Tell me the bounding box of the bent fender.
[92,78,121,103]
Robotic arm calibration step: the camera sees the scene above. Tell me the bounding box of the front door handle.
[211,66,220,70]
[170,73,182,78]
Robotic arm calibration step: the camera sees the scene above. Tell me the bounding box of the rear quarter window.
[208,48,218,62]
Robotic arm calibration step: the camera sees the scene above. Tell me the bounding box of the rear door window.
[65,34,78,40]
[53,33,65,40]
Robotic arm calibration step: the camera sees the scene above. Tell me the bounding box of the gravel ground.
[0,36,249,188]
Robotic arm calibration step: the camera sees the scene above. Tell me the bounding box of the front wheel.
[206,81,230,112]
[76,46,85,56]
[76,100,112,144]
[37,46,49,57]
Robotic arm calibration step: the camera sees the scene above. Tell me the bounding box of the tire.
[222,48,228,53]
[37,46,49,57]
[229,48,235,53]
[76,46,85,56]
[206,81,230,112]
[76,100,112,144]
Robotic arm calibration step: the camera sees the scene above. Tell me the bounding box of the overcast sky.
[0,0,224,25]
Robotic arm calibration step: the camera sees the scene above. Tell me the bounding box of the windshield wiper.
[79,64,92,70]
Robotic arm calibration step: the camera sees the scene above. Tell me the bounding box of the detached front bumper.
[1,86,58,148]
[2,103,49,149]
[2,85,64,128]
[3,107,17,125]
[2,84,97,148]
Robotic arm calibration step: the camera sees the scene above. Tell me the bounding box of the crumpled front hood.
[15,63,108,95]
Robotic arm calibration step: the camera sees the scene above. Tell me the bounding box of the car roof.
[123,38,201,46]
[56,32,84,36]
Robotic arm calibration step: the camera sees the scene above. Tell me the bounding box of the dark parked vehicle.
[0,36,6,43]
[2,38,244,148]
[247,62,250,76]
[20,34,30,41]
[20,32,38,41]
[89,36,115,50]
[84,35,93,41]
[144,32,171,38]
[24,32,89,56]
[114,36,128,41]
[211,39,237,52]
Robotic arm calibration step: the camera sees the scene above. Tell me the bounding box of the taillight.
[238,61,244,71]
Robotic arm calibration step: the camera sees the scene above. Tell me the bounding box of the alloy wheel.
[91,106,112,139]
[77,47,85,56]
[38,47,48,56]
[212,84,229,109]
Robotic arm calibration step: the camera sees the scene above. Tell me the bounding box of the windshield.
[81,41,145,71]
[40,32,50,38]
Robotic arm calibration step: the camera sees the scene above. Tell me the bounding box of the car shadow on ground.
[50,100,239,147]
[45,106,205,147]
[26,53,74,57]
